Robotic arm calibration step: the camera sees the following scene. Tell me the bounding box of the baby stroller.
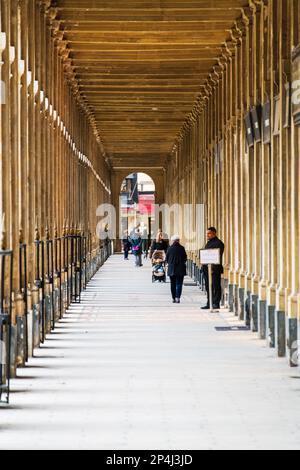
[152,250,166,283]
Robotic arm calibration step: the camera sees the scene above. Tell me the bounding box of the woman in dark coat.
[166,235,187,304]
[149,231,169,259]
[122,230,131,260]
[130,229,143,267]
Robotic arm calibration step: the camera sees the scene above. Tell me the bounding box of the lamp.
[0,78,5,104]
[9,46,15,65]
[27,70,32,87]
[34,80,39,96]
[18,59,25,78]
[0,32,7,54]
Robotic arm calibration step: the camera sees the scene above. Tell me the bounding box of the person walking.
[166,235,187,304]
[149,230,169,260]
[201,227,225,310]
[122,230,131,260]
[140,222,149,259]
[130,229,143,267]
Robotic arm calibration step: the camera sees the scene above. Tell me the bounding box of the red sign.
[138,194,155,215]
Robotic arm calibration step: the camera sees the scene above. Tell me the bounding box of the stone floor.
[1,255,300,450]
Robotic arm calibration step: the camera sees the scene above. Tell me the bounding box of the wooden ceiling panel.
[52,0,249,169]
[55,0,249,10]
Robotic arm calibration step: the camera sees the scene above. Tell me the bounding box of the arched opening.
[119,173,156,245]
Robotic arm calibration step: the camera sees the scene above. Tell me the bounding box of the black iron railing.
[1,230,110,402]
[69,234,83,304]
[34,238,46,344]
[19,242,28,362]
[0,249,13,404]
[54,235,63,319]
[46,237,55,331]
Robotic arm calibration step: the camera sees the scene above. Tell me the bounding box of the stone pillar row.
[0,0,112,378]
[165,0,300,368]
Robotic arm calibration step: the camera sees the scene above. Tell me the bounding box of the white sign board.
[200,249,221,265]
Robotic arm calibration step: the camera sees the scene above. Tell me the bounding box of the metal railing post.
[34,228,46,344]
[0,248,13,404]
[19,240,28,362]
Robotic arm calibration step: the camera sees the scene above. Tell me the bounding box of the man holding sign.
[201,227,225,311]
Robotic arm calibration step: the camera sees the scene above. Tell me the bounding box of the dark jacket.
[122,237,131,251]
[202,237,225,274]
[166,242,187,277]
[130,236,142,255]
[149,240,169,258]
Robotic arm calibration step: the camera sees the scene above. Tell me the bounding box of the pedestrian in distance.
[140,222,149,259]
[122,230,131,260]
[130,229,143,267]
[166,235,187,304]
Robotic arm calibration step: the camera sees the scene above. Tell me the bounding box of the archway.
[119,173,156,247]
[111,168,166,252]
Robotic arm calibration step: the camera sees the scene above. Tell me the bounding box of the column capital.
[241,7,252,28]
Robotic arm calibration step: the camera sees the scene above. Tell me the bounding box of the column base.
[39,299,45,342]
[192,262,196,282]
[45,295,52,334]
[16,316,26,368]
[275,310,286,358]
[228,284,235,312]
[258,300,267,340]
[62,281,68,312]
[10,325,17,379]
[250,294,259,333]
[27,309,34,358]
[222,278,229,309]
[238,287,245,321]
[187,259,191,277]
[33,304,40,349]
[233,285,239,317]
[54,288,60,322]
[287,317,298,367]
[196,266,200,286]
[245,291,251,327]
[268,305,276,348]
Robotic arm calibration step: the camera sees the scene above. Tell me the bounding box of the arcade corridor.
[0,0,300,451]
[2,256,300,450]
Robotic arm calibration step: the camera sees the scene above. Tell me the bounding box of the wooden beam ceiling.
[52,0,250,169]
